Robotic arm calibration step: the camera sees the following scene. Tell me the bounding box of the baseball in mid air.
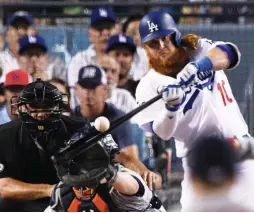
[94,116,110,132]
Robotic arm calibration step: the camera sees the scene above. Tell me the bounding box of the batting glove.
[177,56,213,87]
[162,84,186,111]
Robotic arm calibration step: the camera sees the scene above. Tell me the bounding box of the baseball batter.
[136,10,254,211]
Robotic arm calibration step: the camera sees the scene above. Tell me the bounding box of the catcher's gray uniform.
[109,166,165,212]
[46,165,165,212]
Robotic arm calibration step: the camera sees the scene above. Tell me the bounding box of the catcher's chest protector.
[66,185,118,212]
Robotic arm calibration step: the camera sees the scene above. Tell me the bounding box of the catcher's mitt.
[55,133,119,188]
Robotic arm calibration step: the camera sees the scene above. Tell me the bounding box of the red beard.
[147,47,189,77]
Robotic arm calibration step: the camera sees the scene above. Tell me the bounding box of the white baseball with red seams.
[94,116,110,132]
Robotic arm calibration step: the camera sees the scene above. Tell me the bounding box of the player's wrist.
[193,56,213,73]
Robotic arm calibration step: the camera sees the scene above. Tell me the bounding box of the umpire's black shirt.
[0,115,88,184]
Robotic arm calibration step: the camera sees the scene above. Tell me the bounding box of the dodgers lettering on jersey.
[135,38,248,158]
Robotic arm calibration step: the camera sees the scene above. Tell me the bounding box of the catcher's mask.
[11,78,69,133]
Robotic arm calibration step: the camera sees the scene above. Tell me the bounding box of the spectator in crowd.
[49,78,71,116]
[106,34,139,98]
[112,22,123,35]
[18,35,67,81]
[68,7,117,108]
[187,136,251,211]
[96,54,147,165]
[122,14,149,80]
[0,69,29,125]
[0,11,34,84]
[0,11,67,85]
[96,54,137,115]
[74,64,162,190]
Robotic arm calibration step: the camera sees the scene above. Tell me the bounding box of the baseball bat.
[55,93,163,161]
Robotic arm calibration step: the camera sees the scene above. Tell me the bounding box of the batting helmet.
[139,11,181,46]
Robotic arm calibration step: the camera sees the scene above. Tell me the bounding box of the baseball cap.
[77,65,107,89]
[19,35,48,55]
[105,34,136,54]
[7,11,34,26]
[4,69,29,87]
[90,7,116,27]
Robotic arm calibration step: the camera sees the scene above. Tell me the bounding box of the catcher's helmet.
[12,78,69,132]
[139,11,181,46]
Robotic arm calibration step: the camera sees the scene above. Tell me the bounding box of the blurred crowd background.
[0,0,254,211]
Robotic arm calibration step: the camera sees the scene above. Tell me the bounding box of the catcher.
[46,133,165,212]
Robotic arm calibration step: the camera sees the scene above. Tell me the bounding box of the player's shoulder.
[196,38,226,51]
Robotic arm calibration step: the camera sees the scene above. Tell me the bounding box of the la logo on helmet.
[147,21,158,32]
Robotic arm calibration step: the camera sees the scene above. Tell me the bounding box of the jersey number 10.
[217,80,233,106]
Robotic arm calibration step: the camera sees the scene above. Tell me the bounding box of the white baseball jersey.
[136,38,254,210]
[0,50,20,83]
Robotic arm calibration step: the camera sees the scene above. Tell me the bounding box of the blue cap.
[90,7,116,27]
[7,11,34,26]
[105,34,136,54]
[78,65,107,89]
[19,35,47,55]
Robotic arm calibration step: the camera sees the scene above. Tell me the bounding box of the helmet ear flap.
[173,30,181,47]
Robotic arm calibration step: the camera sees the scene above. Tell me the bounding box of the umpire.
[0,78,89,211]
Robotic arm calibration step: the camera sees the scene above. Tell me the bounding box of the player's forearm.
[0,177,54,200]
[152,108,178,141]
[206,47,230,71]
[112,172,139,195]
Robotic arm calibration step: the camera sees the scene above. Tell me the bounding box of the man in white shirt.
[105,34,139,98]
[0,11,34,84]
[96,54,137,115]
[68,7,117,108]
[123,14,149,81]
[18,35,67,81]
